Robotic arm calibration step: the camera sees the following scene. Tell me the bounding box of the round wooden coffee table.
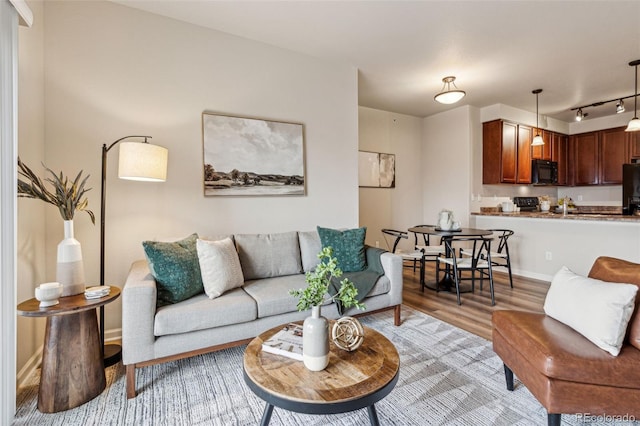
[243,322,400,426]
[17,286,120,413]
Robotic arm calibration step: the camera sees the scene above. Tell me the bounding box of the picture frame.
[202,112,306,196]
[358,151,395,188]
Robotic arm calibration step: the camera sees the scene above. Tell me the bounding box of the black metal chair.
[436,236,495,306]
[381,229,425,275]
[412,224,445,265]
[487,229,514,288]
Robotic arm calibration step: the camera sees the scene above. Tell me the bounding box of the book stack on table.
[261,323,304,361]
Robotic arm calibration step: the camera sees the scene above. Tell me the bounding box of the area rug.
[13,306,632,425]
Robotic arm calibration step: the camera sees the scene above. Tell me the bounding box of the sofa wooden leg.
[547,413,561,426]
[394,305,401,326]
[503,364,514,391]
[126,364,137,399]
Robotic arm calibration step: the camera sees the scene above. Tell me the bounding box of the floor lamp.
[101,135,168,367]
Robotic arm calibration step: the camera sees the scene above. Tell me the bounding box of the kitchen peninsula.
[470,210,640,283]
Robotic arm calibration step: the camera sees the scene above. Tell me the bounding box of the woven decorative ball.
[331,316,365,351]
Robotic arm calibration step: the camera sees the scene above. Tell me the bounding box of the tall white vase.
[56,220,85,297]
[303,305,330,371]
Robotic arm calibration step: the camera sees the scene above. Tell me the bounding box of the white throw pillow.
[544,266,638,356]
[196,238,245,299]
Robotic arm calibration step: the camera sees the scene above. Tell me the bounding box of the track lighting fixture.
[626,59,640,132]
[616,100,625,114]
[434,76,466,104]
[575,108,588,122]
[531,89,544,146]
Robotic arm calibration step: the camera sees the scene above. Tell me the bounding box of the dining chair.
[436,236,495,306]
[487,229,514,288]
[381,229,425,275]
[460,229,514,288]
[412,224,445,266]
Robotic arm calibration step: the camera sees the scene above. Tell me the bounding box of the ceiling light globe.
[626,117,640,132]
[434,90,466,104]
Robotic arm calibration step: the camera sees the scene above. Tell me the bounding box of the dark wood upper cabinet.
[570,127,629,186]
[531,129,552,160]
[516,124,532,184]
[599,127,628,185]
[629,131,640,159]
[483,120,530,184]
[571,132,599,185]
[551,132,569,186]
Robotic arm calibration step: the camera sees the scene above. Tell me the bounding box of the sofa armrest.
[380,252,403,306]
[122,260,157,365]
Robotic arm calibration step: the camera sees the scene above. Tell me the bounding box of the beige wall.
[17,0,359,372]
[358,107,422,253]
[16,0,45,380]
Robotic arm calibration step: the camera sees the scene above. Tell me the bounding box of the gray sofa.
[122,230,403,398]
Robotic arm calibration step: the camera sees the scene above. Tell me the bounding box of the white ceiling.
[116,0,640,123]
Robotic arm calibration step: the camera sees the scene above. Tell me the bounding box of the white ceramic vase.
[56,220,85,297]
[303,305,330,371]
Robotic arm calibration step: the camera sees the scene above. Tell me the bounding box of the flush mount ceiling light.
[617,99,625,113]
[531,89,544,146]
[434,76,466,104]
[626,59,640,132]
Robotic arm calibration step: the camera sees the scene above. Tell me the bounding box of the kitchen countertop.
[471,210,640,222]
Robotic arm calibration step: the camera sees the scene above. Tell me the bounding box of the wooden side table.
[17,286,120,413]
[244,322,400,425]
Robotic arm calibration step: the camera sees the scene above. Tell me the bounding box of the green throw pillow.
[142,233,204,307]
[317,226,367,272]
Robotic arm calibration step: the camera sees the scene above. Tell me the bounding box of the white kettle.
[438,210,454,230]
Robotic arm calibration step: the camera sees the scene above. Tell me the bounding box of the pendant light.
[531,89,544,146]
[434,76,466,104]
[626,59,640,132]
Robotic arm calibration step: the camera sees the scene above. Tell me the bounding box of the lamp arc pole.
[100,135,153,367]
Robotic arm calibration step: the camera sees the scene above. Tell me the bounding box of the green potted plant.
[289,246,365,371]
[17,157,95,296]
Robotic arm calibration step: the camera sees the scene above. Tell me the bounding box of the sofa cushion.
[317,226,367,272]
[242,274,329,318]
[154,288,257,336]
[544,266,637,356]
[142,233,203,307]
[589,256,640,350]
[197,238,245,299]
[299,230,322,272]
[493,310,640,389]
[235,232,302,280]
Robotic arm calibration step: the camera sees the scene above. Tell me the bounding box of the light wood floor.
[402,263,549,340]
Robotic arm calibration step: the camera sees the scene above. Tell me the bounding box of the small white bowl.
[35,282,63,308]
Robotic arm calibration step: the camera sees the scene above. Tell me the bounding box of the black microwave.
[531,159,558,185]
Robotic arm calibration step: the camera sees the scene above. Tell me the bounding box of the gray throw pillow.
[234,232,302,280]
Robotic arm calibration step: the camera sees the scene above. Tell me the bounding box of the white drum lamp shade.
[118,142,168,181]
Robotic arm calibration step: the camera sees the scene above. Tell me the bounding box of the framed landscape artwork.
[202,112,306,196]
[358,151,395,188]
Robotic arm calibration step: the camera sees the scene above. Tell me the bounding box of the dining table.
[408,225,493,292]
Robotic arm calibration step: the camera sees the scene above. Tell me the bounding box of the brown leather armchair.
[492,256,640,426]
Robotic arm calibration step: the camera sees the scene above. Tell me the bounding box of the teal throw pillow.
[317,226,367,272]
[143,233,204,307]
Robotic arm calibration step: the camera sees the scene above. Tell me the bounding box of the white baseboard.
[16,346,42,389]
[16,327,123,389]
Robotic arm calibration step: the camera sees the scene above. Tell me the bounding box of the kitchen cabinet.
[570,126,628,186]
[482,120,531,184]
[630,132,640,160]
[552,132,569,186]
[599,127,628,184]
[531,129,552,160]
